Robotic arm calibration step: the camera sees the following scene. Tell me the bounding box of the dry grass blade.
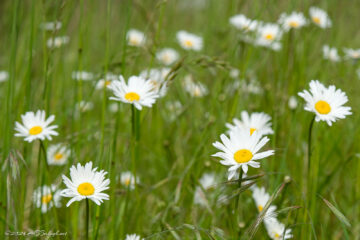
[319,196,351,228]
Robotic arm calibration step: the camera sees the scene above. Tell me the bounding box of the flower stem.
[86,198,90,240]
[307,116,315,171]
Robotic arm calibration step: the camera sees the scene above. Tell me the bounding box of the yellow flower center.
[312,17,321,24]
[250,128,256,135]
[54,153,63,161]
[125,92,140,102]
[265,34,274,40]
[105,80,111,86]
[124,178,131,186]
[184,40,193,47]
[29,126,43,135]
[258,205,263,212]
[77,182,95,196]
[42,194,53,204]
[289,21,299,27]
[274,233,280,239]
[315,100,331,114]
[129,37,139,45]
[234,149,253,163]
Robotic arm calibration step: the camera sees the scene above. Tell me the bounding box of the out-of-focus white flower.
[343,48,360,60]
[194,173,217,206]
[72,71,94,81]
[229,68,240,79]
[264,218,293,240]
[125,234,143,240]
[229,14,258,32]
[165,101,183,122]
[47,36,69,48]
[140,68,171,97]
[47,144,70,166]
[288,96,298,110]
[127,29,146,47]
[41,21,62,31]
[119,171,139,190]
[156,48,179,65]
[183,75,208,97]
[108,103,119,113]
[278,12,307,31]
[33,185,62,213]
[0,71,9,83]
[323,45,341,62]
[176,31,203,51]
[255,23,283,51]
[309,7,332,28]
[77,101,94,112]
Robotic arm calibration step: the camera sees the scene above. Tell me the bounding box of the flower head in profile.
[47,144,70,166]
[33,185,62,213]
[323,45,341,62]
[125,234,142,240]
[212,128,274,180]
[226,111,273,137]
[343,48,360,60]
[72,71,94,81]
[298,80,352,126]
[194,173,217,206]
[119,171,138,190]
[126,29,146,47]
[309,7,332,28]
[176,31,203,51]
[252,186,277,220]
[264,219,293,240]
[140,68,171,97]
[229,14,258,32]
[47,36,69,48]
[41,21,62,31]
[255,23,283,51]
[108,75,159,110]
[0,71,9,83]
[183,75,208,97]
[60,162,110,206]
[15,110,58,142]
[156,48,179,65]
[278,11,307,31]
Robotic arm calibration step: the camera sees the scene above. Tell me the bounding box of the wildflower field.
[1,0,360,239]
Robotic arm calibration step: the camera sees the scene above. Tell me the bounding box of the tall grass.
[1,0,359,239]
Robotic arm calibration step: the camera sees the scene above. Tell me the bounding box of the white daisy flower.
[72,71,94,81]
[194,173,217,206]
[212,128,274,180]
[156,48,179,65]
[298,80,352,126]
[0,71,9,82]
[229,68,240,79]
[119,171,138,190]
[14,110,58,143]
[288,96,298,110]
[140,68,171,97]
[96,73,120,90]
[255,23,283,51]
[176,31,203,51]
[108,103,119,113]
[309,7,332,28]
[125,234,142,240]
[60,162,110,207]
[278,11,307,31]
[33,185,62,213]
[226,111,273,137]
[264,219,293,240]
[343,48,360,60]
[252,186,277,220]
[47,144,70,166]
[41,21,62,31]
[46,36,69,48]
[229,14,258,32]
[108,75,159,110]
[322,45,341,62]
[126,29,146,47]
[183,75,208,97]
